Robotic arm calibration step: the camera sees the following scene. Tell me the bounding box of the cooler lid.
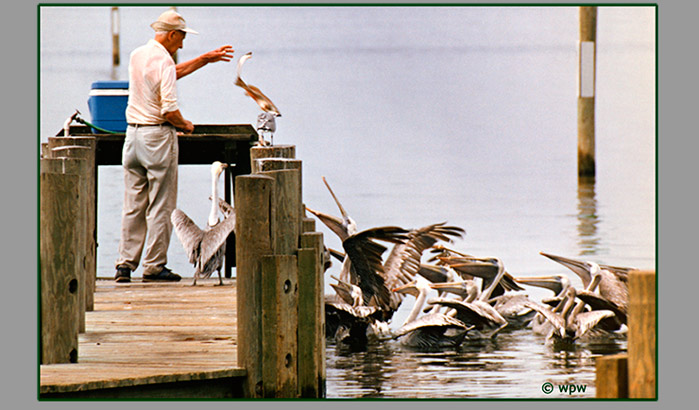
[91,80,129,90]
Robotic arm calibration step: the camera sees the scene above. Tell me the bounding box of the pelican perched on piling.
[235,52,281,146]
[171,162,235,286]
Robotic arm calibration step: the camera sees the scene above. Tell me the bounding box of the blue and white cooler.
[87,80,129,133]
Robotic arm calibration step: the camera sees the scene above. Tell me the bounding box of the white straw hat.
[150,10,199,34]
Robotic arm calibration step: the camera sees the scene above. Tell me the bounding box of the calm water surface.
[40,6,655,398]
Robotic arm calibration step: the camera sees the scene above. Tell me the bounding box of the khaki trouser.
[116,124,178,275]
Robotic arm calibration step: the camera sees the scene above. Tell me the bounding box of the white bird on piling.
[171,162,236,286]
[234,51,281,146]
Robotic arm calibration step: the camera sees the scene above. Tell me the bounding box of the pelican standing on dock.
[171,161,236,286]
[234,51,281,146]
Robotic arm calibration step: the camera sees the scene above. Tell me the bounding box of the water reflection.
[577,176,601,256]
[326,328,627,398]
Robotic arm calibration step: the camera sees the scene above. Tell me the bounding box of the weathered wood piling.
[235,145,325,398]
[596,270,656,399]
[578,6,597,177]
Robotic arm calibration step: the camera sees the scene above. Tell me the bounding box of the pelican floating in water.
[515,274,574,334]
[539,252,630,317]
[427,257,510,338]
[432,245,525,298]
[307,177,409,347]
[235,52,281,146]
[522,284,616,343]
[171,162,235,286]
[392,277,472,349]
[325,275,386,348]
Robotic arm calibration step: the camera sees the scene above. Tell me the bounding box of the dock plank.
[40,279,245,396]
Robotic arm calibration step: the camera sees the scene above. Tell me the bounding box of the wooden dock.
[40,137,326,398]
[40,279,246,398]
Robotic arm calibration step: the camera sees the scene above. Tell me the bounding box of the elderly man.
[115,10,234,283]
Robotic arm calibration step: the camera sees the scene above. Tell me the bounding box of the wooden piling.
[264,169,302,255]
[40,169,81,364]
[250,145,296,174]
[595,269,656,399]
[48,137,97,314]
[628,270,656,399]
[298,231,326,397]
[111,7,120,66]
[236,143,325,398]
[235,174,274,398]
[596,354,628,398]
[261,255,299,398]
[578,6,597,177]
[40,157,89,333]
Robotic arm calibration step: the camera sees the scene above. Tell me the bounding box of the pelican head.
[330,275,363,307]
[515,274,571,296]
[211,161,228,177]
[539,252,596,288]
[392,276,431,298]
[322,176,357,236]
[429,280,478,300]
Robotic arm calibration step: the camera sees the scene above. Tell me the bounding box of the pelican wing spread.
[199,204,236,266]
[171,208,204,265]
[394,312,469,338]
[429,297,506,328]
[573,310,616,340]
[383,223,465,297]
[342,226,408,308]
[234,51,280,115]
[522,300,567,335]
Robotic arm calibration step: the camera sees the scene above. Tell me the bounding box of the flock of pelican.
[307,177,634,350]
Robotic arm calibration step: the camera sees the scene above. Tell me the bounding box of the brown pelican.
[324,276,386,349]
[306,176,409,311]
[515,274,572,307]
[235,52,281,146]
[170,162,235,286]
[432,245,525,298]
[426,257,509,338]
[522,284,616,343]
[392,277,472,349]
[514,274,574,334]
[381,222,465,315]
[539,252,630,315]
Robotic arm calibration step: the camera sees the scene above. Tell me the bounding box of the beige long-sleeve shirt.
[125,39,178,125]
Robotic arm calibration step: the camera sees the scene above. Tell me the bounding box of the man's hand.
[176,45,235,79]
[203,45,234,64]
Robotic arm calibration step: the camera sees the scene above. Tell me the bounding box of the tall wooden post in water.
[578,6,597,177]
[111,7,119,67]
